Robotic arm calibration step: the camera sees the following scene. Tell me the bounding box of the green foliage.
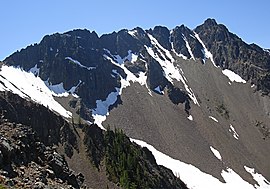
[104,127,148,189]
[0,185,7,189]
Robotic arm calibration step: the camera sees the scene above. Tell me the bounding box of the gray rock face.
[195,18,270,94]
[0,91,83,188]
[3,20,270,145]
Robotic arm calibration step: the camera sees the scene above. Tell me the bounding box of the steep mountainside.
[0,91,186,188]
[1,18,270,188]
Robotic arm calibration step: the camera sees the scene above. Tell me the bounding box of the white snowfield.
[131,138,270,189]
[222,69,247,83]
[0,65,72,118]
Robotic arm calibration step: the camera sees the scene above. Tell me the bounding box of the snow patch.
[210,146,222,161]
[209,116,219,122]
[154,86,164,94]
[244,166,270,189]
[128,29,137,38]
[222,69,246,83]
[92,88,120,130]
[44,79,81,98]
[65,57,96,70]
[131,138,266,189]
[103,49,138,64]
[187,115,193,121]
[229,124,239,140]
[0,65,71,118]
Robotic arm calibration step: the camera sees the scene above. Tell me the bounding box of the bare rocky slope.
[1,18,270,188]
[0,91,187,188]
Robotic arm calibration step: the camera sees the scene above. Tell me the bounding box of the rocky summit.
[0,18,270,188]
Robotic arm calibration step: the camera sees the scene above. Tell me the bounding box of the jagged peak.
[127,26,147,39]
[65,28,99,39]
[174,24,191,31]
[172,24,194,37]
[195,18,229,33]
[203,18,218,27]
[147,25,170,34]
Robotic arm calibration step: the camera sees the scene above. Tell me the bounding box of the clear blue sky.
[1,0,269,60]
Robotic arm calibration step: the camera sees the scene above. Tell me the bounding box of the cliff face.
[0,91,82,188]
[195,18,270,94]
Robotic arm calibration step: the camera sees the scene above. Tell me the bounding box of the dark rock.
[0,150,3,165]
[0,138,13,163]
[148,26,172,50]
[76,173,85,187]
[195,19,270,94]
[171,25,204,60]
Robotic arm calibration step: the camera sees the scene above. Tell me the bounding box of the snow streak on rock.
[131,138,270,189]
[170,39,188,60]
[103,49,138,65]
[210,146,222,161]
[145,34,199,105]
[229,124,239,140]
[182,34,195,60]
[145,34,180,83]
[0,65,72,118]
[65,57,96,70]
[209,116,219,123]
[193,32,217,67]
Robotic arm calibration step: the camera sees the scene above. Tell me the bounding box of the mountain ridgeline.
[4,19,270,111]
[1,18,270,188]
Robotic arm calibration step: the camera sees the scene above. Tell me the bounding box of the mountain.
[1,18,270,188]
